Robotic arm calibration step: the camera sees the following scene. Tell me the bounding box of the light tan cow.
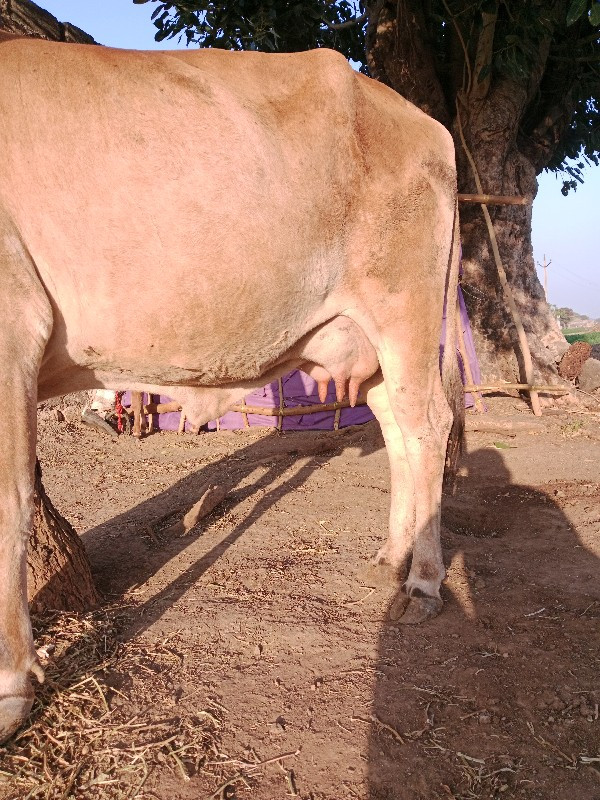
[0,33,463,742]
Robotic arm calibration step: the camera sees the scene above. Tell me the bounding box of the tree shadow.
[367,446,600,799]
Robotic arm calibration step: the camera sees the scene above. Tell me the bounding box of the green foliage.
[133,0,366,65]
[136,0,600,189]
[565,331,600,343]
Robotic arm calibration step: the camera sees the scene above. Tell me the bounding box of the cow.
[0,33,463,742]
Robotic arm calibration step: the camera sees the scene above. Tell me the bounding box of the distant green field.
[564,330,600,345]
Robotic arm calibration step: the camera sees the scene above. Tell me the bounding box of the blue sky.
[39,0,600,319]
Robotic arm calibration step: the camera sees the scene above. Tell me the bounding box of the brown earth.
[1,396,600,799]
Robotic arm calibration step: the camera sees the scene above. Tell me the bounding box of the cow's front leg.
[0,367,46,742]
[0,224,51,743]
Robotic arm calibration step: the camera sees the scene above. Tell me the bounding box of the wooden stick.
[146,393,154,434]
[178,410,186,434]
[456,101,541,417]
[231,399,368,416]
[465,417,546,433]
[277,377,284,432]
[458,193,528,206]
[124,401,182,415]
[463,383,570,394]
[239,400,250,428]
[131,391,143,438]
[333,407,342,430]
[455,297,484,413]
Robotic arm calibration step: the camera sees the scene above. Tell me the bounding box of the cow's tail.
[442,198,464,490]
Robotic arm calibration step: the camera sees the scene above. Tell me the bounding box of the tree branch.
[470,7,497,101]
[323,11,367,30]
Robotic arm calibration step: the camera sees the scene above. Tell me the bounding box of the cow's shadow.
[367,446,600,799]
[80,422,385,637]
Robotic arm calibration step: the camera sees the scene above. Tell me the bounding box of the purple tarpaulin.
[124,284,480,431]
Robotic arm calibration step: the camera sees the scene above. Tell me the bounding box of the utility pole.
[537,255,551,301]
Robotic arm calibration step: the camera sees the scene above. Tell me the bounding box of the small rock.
[55,408,65,422]
[478,712,492,724]
[269,717,285,736]
[558,688,573,704]
[474,578,486,589]
[579,358,600,393]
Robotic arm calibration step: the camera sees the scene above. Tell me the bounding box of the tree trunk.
[455,118,568,382]
[28,460,100,613]
[365,0,569,383]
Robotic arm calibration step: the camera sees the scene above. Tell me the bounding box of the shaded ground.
[1,397,599,799]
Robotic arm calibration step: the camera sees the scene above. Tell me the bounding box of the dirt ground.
[1,395,600,799]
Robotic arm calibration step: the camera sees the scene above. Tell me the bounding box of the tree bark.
[28,460,100,613]
[454,106,568,382]
[366,0,569,383]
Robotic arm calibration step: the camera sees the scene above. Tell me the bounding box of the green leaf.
[493,441,516,449]
[132,0,151,4]
[567,0,587,26]
[589,1,600,25]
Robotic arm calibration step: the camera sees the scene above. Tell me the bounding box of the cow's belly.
[37,242,348,397]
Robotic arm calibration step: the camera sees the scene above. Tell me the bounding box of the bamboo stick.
[239,400,250,428]
[131,391,143,438]
[333,407,342,430]
[458,193,528,206]
[231,400,367,416]
[277,377,284,431]
[124,401,182,415]
[146,393,154,434]
[456,101,542,416]
[463,383,570,394]
[120,380,569,432]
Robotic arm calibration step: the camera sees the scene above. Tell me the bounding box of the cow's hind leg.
[365,377,415,572]
[0,220,52,742]
[376,337,453,624]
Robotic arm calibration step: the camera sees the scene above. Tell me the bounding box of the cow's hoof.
[398,595,443,625]
[388,590,410,621]
[0,695,33,744]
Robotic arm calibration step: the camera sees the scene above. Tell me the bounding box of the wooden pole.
[333,407,342,430]
[537,255,551,302]
[231,399,367,416]
[463,383,569,394]
[277,377,284,431]
[458,193,528,206]
[131,391,143,438]
[146,393,154,434]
